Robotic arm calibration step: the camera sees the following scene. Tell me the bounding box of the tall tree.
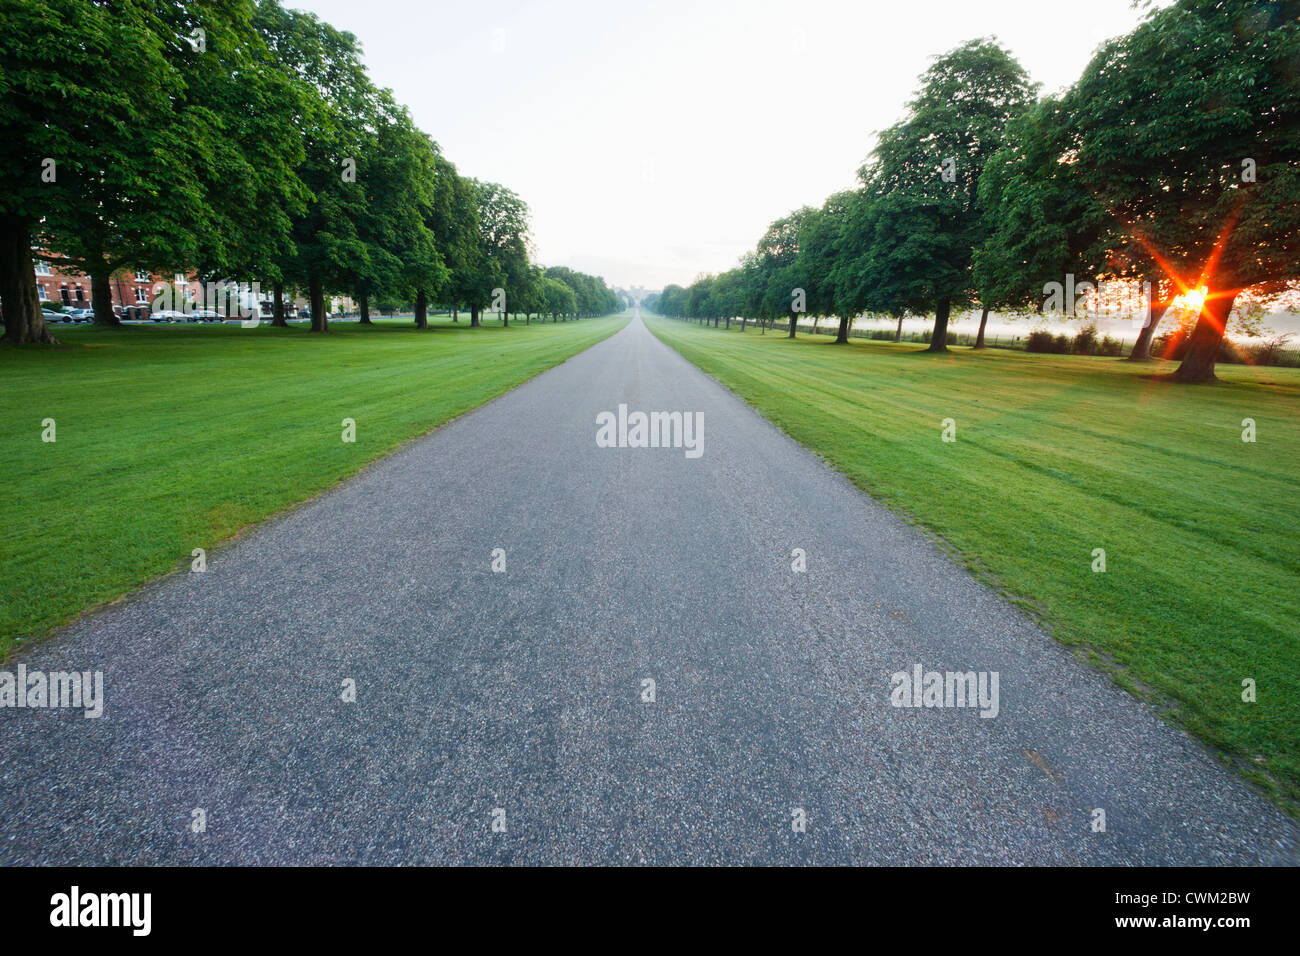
[755,208,815,337]
[794,193,854,342]
[463,181,530,326]
[710,269,745,330]
[974,96,1121,348]
[541,276,575,321]
[686,275,716,325]
[183,1,309,318]
[857,39,1036,352]
[349,97,446,331]
[544,267,617,319]
[257,1,376,333]
[655,284,687,318]
[424,157,478,325]
[832,190,911,339]
[1067,0,1300,381]
[1,0,247,339]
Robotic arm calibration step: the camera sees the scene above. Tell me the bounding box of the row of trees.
[0,0,620,344]
[648,0,1299,382]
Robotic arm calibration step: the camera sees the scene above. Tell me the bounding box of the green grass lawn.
[647,315,1300,812]
[0,313,628,652]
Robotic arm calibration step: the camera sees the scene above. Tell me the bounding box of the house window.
[135,287,147,303]
[34,259,52,276]
[60,285,71,304]
[135,269,149,281]
[75,285,85,302]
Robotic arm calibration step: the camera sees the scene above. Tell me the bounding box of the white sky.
[289,0,1167,291]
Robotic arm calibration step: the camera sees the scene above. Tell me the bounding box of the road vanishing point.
[2,315,1296,865]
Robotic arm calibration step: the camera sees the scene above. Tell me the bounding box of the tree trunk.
[787,314,796,338]
[0,216,58,344]
[358,293,371,325]
[452,307,458,323]
[927,298,951,353]
[1128,299,1168,361]
[835,312,850,344]
[895,314,903,342]
[414,290,428,329]
[309,274,327,333]
[1173,291,1236,383]
[271,282,287,327]
[90,269,120,326]
[502,308,509,328]
[470,304,481,327]
[973,305,990,349]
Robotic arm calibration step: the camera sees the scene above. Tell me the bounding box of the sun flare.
[1173,285,1208,311]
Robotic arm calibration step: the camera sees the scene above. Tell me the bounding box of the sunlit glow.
[1173,286,1208,311]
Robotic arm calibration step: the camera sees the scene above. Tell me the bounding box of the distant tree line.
[646,0,1299,382]
[0,0,621,344]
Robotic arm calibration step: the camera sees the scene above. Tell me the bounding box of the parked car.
[42,308,67,322]
[191,309,222,323]
[152,310,188,323]
[120,304,152,321]
[66,308,94,323]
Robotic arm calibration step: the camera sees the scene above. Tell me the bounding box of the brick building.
[33,256,165,310]
[33,254,353,318]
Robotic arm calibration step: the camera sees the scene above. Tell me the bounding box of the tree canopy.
[652,2,1298,381]
[0,0,619,344]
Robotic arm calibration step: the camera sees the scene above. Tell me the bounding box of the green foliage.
[453,180,531,319]
[1065,0,1300,377]
[1069,0,1300,298]
[540,276,577,318]
[255,2,375,329]
[975,97,1114,311]
[358,95,447,313]
[1,0,274,330]
[660,39,1038,350]
[0,0,615,340]
[853,39,1036,320]
[543,266,619,317]
[661,4,1298,381]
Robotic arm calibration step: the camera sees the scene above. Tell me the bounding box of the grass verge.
[647,315,1300,812]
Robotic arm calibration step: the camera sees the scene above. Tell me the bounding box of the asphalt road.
[2,314,1296,865]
